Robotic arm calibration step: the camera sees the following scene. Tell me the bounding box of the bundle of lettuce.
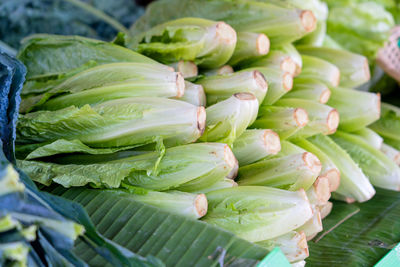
[13,1,400,264]
[0,51,163,267]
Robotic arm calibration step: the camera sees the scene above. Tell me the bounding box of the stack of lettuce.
[13,0,399,265]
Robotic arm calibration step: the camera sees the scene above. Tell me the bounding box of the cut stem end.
[197,107,206,135]
[176,72,185,97]
[303,152,322,175]
[281,57,297,76]
[320,89,331,104]
[195,193,208,218]
[313,177,331,204]
[256,34,270,55]
[216,22,237,45]
[283,72,294,92]
[300,10,317,33]
[294,108,309,127]
[263,130,281,155]
[254,70,268,92]
[321,169,340,192]
[327,109,340,134]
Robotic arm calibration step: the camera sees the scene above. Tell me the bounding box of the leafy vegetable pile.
[1,0,399,266]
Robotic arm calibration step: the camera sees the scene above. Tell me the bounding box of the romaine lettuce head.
[128,17,237,68]
[17,97,205,150]
[21,62,184,113]
[203,186,313,242]
[200,93,259,145]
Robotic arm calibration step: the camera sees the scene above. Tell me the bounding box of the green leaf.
[17,34,160,80]
[17,159,133,187]
[22,139,142,160]
[307,188,400,266]
[48,187,269,266]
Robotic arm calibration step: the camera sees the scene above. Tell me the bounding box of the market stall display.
[1,0,400,266]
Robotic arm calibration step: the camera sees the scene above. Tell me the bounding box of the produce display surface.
[1,0,400,266]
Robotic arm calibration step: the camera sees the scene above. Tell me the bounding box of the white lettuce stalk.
[191,178,238,194]
[296,46,370,88]
[320,201,333,219]
[244,51,297,77]
[297,20,327,47]
[175,145,238,192]
[298,176,330,240]
[353,128,383,150]
[274,140,305,156]
[307,134,375,202]
[284,78,331,104]
[174,81,206,107]
[294,139,341,192]
[228,32,270,66]
[232,129,281,166]
[256,231,309,263]
[306,177,331,207]
[238,152,321,191]
[244,67,293,105]
[200,93,259,144]
[296,206,323,240]
[203,186,313,242]
[273,43,303,76]
[115,187,208,219]
[270,142,332,197]
[196,70,268,105]
[169,60,198,78]
[202,65,234,76]
[252,106,309,139]
[298,55,340,87]
[328,87,380,132]
[275,98,339,138]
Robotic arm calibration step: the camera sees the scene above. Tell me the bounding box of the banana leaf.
[307,188,400,266]
[49,186,269,267]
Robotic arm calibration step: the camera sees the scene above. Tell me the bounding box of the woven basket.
[377,26,400,83]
